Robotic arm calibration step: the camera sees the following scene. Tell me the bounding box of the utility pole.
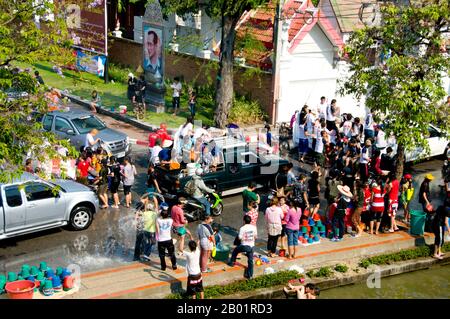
[271,0,284,125]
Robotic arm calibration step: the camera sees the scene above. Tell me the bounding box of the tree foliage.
[158,0,269,128]
[340,0,450,177]
[0,0,76,183]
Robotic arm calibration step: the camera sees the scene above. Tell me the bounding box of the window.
[240,152,258,166]
[72,115,106,134]
[55,117,73,133]
[25,183,55,201]
[42,115,54,131]
[5,186,23,207]
[428,126,440,138]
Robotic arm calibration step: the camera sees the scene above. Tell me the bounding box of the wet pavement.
[0,105,446,275]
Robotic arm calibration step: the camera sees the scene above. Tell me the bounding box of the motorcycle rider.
[192,168,215,216]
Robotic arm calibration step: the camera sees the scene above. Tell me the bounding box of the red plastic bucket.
[5,280,35,299]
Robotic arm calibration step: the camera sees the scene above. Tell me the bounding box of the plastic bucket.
[5,280,35,299]
[410,210,427,235]
[214,245,230,262]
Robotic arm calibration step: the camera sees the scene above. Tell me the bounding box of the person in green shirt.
[142,206,158,261]
[134,201,158,261]
[242,182,260,213]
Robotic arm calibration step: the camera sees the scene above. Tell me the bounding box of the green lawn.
[14,61,214,128]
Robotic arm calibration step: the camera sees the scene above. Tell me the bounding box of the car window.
[428,126,440,138]
[240,152,258,166]
[25,183,56,201]
[55,117,73,133]
[71,115,106,134]
[42,115,54,131]
[5,186,23,207]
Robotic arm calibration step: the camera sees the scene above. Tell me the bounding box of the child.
[284,283,320,299]
[184,240,204,299]
[213,224,224,250]
[246,201,259,227]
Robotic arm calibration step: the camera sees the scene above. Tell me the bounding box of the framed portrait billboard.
[143,23,164,85]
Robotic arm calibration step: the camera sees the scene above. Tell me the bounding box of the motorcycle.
[181,192,223,222]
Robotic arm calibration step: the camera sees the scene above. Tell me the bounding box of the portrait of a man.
[143,25,163,84]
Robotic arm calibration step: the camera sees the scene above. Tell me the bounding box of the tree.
[159,0,268,128]
[0,0,76,183]
[340,0,450,179]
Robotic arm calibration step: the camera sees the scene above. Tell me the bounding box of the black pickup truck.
[155,138,289,196]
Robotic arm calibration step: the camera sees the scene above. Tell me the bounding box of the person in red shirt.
[370,178,385,235]
[171,197,193,255]
[385,172,400,232]
[370,149,383,176]
[77,154,90,185]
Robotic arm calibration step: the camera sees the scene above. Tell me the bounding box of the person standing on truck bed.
[192,168,214,216]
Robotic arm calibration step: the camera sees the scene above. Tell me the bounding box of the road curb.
[60,92,178,135]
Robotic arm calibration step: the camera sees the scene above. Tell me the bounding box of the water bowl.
[56,267,63,276]
[5,280,35,299]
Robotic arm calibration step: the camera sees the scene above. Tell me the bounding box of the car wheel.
[69,206,93,231]
[211,202,223,216]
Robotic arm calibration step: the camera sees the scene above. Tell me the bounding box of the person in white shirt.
[305,110,316,151]
[341,114,353,138]
[359,139,372,182]
[326,99,338,132]
[316,96,327,120]
[364,108,375,142]
[150,139,163,165]
[228,215,257,279]
[85,128,100,150]
[184,240,204,299]
[156,206,177,271]
[170,77,182,116]
[375,125,387,152]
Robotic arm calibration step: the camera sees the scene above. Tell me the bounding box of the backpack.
[184,179,197,196]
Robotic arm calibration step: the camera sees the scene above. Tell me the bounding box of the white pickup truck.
[0,173,99,240]
[404,124,449,162]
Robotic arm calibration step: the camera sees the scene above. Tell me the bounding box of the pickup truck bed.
[155,144,289,195]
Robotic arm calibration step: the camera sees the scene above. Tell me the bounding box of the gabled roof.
[236,1,276,71]
[234,0,345,69]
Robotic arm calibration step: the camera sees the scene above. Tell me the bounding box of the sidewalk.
[64,228,435,299]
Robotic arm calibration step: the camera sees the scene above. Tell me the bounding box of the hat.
[337,185,353,198]
[425,173,435,181]
[162,139,173,148]
[159,202,169,211]
[128,72,134,78]
[404,174,412,180]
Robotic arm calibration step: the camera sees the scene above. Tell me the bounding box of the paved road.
[0,106,446,275]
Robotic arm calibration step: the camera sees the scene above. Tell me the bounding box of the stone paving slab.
[63,229,434,299]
